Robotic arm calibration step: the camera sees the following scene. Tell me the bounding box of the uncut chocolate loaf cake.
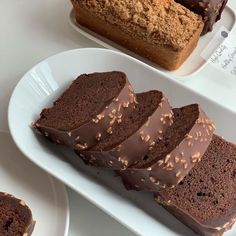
[35,71,136,150]
[155,135,236,236]
[71,0,204,70]
[0,192,35,236]
[175,0,228,35]
[78,91,172,169]
[119,104,215,190]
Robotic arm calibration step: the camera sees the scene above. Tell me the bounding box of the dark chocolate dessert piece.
[35,71,136,150]
[119,104,215,191]
[0,192,35,236]
[78,90,172,169]
[175,0,228,35]
[155,135,236,236]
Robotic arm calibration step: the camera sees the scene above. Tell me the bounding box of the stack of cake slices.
[70,0,228,70]
[35,71,236,236]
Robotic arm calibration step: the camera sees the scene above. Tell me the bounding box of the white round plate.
[0,132,69,236]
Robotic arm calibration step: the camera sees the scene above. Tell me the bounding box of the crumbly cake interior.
[135,104,199,168]
[0,194,32,235]
[92,91,162,151]
[158,135,236,223]
[37,72,126,131]
[78,0,203,50]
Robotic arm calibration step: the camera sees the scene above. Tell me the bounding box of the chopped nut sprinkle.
[185,134,193,139]
[123,102,129,108]
[176,171,181,178]
[149,176,156,183]
[192,152,200,159]
[107,127,113,134]
[97,114,104,120]
[157,160,164,166]
[92,118,99,123]
[20,200,26,206]
[175,157,180,163]
[145,135,150,142]
[76,143,88,150]
[140,135,145,141]
[96,133,102,141]
[165,154,171,163]
[110,117,116,125]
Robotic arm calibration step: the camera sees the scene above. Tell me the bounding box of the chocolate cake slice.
[35,71,136,150]
[155,135,236,236]
[175,0,228,35]
[119,104,215,191]
[78,90,172,169]
[0,192,35,236]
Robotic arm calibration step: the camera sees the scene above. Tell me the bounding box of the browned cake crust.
[78,91,172,169]
[119,104,215,190]
[0,192,35,236]
[71,0,204,71]
[155,135,236,236]
[35,71,136,150]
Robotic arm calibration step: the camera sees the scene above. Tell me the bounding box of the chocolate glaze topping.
[175,0,228,35]
[78,91,172,169]
[119,104,215,191]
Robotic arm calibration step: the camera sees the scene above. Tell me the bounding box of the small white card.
[201,27,236,77]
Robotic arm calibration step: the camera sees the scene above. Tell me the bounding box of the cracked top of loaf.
[77,0,204,51]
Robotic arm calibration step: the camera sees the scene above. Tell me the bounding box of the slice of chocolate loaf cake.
[35,71,136,150]
[155,135,236,236]
[119,104,215,191]
[175,0,228,35]
[78,91,172,169]
[0,192,35,236]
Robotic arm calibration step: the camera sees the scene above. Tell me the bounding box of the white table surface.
[1,0,236,235]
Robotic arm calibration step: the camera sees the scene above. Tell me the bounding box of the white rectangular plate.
[8,48,236,236]
[69,7,236,78]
